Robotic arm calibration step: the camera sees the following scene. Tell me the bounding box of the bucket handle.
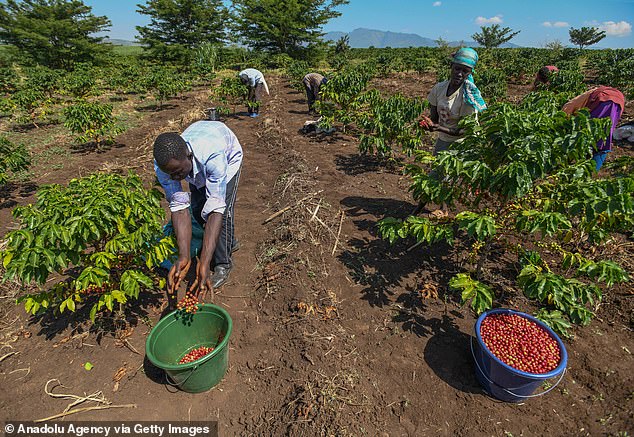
[163,365,198,391]
[470,337,566,399]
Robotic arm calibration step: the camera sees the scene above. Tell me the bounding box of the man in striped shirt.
[238,68,269,117]
[154,120,243,299]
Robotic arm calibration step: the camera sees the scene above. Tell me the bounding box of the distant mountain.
[323,28,519,48]
[104,38,140,46]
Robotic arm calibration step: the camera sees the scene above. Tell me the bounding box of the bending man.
[238,68,269,117]
[154,120,243,299]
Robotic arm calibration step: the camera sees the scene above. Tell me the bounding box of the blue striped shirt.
[238,68,264,87]
[154,121,243,221]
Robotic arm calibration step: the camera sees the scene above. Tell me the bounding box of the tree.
[471,24,520,48]
[231,0,349,58]
[136,0,228,63]
[435,36,450,49]
[0,0,111,69]
[569,26,606,49]
[334,35,350,55]
[544,39,565,51]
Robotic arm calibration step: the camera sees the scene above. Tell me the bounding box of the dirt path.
[0,75,632,436]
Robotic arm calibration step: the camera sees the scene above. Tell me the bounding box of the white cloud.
[433,1,442,6]
[543,21,569,28]
[475,15,503,25]
[599,21,632,37]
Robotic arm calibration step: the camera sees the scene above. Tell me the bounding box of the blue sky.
[85,0,633,49]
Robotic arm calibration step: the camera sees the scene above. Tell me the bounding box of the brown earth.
[0,74,633,436]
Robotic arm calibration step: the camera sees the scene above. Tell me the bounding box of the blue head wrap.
[452,48,487,112]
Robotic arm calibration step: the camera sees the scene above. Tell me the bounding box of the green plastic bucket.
[145,304,232,393]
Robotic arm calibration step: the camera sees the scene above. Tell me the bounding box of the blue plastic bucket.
[471,308,568,402]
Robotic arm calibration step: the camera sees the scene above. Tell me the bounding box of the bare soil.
[0,74,632,436]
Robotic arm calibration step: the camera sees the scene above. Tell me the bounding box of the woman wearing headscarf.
[414,48,486,217]
[419,47,487,155]
[562,86,625,171]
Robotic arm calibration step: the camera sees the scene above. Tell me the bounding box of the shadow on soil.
[0,181,38,210]
[338,196,491,395]
[134,103,178,112]
[419,312,483,394]
[338,196,461,308]
[26,285,168,341]
[335,153,403,176]
[70,141,127,155]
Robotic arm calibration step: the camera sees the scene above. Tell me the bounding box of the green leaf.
[455,211,497,241]
[449,273,494,314]
[83,362,94,371]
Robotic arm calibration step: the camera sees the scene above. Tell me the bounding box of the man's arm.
[199,212,222,271]
[189,148,229,297]
[172,209,193,261]
[154,162,194,292]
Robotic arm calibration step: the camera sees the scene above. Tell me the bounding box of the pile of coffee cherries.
[178,346,215,364]
[177,292,200,313]
[480,313,561,374]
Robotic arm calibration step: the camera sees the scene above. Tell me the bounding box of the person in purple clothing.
[154,120,243,299]
[563,86,625,170]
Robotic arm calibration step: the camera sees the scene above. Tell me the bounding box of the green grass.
[112,45,143,57]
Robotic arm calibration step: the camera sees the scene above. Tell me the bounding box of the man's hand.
[168,256,191,294]
[189,260,213,302]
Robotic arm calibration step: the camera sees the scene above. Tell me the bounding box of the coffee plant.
[0,66,19,94]
[0,136,30,185]
[61,64,97,98]
[9,88,48,127]
[592,48,634,99]
[144,67,190,108]
[213,77,248,115]
[378,93,632,335]
[285,60,310,92]
[357,91,429,157]
[538,69,586,95]
[63,100,123,149]
[473,68,507,103]
[316,64,375,132]
[24,65,61,98]
[1,173,175,322]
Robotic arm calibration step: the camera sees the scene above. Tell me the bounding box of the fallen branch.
[309,199,322,222]
[0,351,19,362]
[44,379,109,412]
[123,339,140,355]
[35,404,137,422]
[305,208,345,253]
[407,241,423,252]
[263,190,324,224]
[331,210,345,256]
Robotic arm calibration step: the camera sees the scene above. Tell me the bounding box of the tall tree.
[136,0,228,63]
[569,26,606,49]
[471,24,520,48]
[0,0,111,69]
[231,0,349,57]
[334,35,349,55]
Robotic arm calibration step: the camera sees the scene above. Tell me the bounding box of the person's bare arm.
[428,105,461,136]
[189,212,223,299]
[168,209,192,293]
